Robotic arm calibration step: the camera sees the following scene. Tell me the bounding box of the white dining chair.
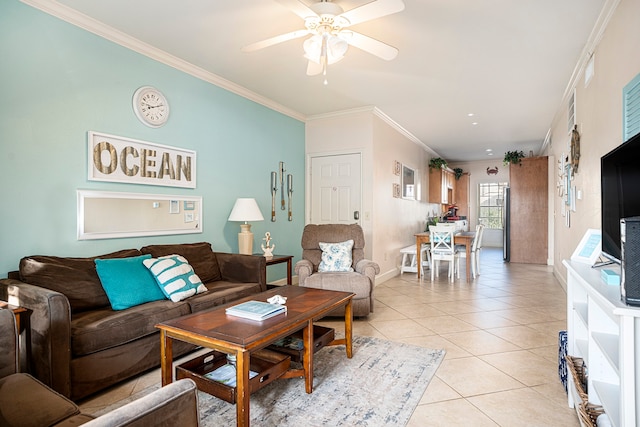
[456,224,483,279]
[474,224,485,276]
[429,225,459,282]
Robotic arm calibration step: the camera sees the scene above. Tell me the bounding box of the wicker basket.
[565,355,588,403]
[578,402,605,427]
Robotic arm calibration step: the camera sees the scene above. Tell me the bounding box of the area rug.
[98,336,445,426]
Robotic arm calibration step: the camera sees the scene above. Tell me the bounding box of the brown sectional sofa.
[0,242,267,401]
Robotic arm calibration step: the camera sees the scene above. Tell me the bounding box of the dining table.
[415,231,476,281]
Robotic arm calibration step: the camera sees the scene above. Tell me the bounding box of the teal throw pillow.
[94,254,167,310]
[143,254,207,302]
[318,240,354,272]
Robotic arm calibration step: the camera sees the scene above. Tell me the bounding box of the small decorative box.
[600,269,620,286]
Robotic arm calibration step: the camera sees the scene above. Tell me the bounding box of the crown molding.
[307,106,440,156]
[20,0,306,122]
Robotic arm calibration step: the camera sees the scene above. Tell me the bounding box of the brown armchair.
[294,224,379,317]
[0,308,200,427]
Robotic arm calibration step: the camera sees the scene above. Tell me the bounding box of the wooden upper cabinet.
[428,168,443,204]
[509,157,548,264]
[429,168,454,204]
[454,173,470,217]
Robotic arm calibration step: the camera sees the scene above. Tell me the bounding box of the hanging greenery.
[453,167,464,180]
[429,157,448,170]
[503,150,526,166]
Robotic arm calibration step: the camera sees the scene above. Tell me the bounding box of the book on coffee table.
[225,300,287,321]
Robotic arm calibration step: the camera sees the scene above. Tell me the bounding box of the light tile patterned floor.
[80,248,579,426]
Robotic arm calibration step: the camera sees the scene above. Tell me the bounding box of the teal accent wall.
[0,1,305,280]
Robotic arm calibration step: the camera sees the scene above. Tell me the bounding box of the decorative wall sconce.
[287,174,293,221]
[270,162,293,222]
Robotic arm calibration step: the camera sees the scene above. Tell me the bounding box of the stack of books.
[225,300,287,321]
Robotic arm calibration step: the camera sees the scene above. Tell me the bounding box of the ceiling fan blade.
[242,29,310,52]
[306,60,323,76]
[339,0,405,27]
[275,0,318,20]
[347,31,398,60]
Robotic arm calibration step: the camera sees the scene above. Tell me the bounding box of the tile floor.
[80,247,579,426]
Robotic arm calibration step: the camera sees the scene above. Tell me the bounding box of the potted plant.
[503,150,525,166]
[429,157,448,170]
[425,216,439,231]
[453,167,464,180]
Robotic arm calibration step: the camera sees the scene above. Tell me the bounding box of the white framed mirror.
[77,190,203,240]
[402,165,416,199]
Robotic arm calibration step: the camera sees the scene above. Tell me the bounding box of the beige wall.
[305,108,439,282]
[545,0,640,286]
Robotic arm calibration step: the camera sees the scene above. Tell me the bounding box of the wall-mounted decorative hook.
[287,174,293,221]
[270,171,277,222]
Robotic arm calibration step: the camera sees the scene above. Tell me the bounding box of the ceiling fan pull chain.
[321,33,329,85]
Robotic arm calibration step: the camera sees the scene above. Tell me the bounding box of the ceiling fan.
[242,0,405,83]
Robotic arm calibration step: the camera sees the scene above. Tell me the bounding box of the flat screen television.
[601,131,640,263]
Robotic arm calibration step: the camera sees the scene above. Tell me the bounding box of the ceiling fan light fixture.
[303,34,348,65]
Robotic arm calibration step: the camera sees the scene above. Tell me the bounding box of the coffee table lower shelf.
[176,349,290,404]
[267,325,335,362]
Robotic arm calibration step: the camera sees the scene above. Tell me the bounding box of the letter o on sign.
[93,141,117,174]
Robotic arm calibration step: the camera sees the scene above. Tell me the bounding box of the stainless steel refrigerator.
[503,187,510,261]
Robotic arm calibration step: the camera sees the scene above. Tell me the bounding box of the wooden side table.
[255,254,293,286]
[0,301,27,334]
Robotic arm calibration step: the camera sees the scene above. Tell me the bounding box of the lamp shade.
[228,198,264,222]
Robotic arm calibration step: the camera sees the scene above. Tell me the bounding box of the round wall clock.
[132,86,169,128]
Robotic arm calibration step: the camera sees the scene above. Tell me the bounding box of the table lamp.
[228,198,264,255]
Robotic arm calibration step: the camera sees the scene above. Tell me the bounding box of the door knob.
[354,211,360,220]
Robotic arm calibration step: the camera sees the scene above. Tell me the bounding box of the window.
[478,182,508,229]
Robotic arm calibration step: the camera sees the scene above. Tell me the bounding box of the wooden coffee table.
[156,286,354,427]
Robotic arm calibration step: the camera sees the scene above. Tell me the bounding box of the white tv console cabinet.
[564,259,640,427]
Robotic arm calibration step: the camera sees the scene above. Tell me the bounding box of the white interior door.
[310,153,361,225]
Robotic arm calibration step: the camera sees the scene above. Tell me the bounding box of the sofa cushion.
[95,255,167,310]
[318,240,354,272]
[140,242,222,283]
[19,249,142,313]
[143,255,207,302]
[186,280,264,313]
[70,300,191,356]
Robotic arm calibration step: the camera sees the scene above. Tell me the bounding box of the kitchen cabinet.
[454,173,470,217]
[428,168,454,205]
[509,157,548,264]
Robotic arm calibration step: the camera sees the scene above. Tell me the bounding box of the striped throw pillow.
[143,254,207,302]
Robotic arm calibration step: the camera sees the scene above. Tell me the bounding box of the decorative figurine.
[261,232,275,257]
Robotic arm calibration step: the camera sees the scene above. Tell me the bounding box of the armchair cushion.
[318,240,354,272]
[143,255,207,302]
[94,255,166,310]
[0,373,82,427]
[303,272,371,299]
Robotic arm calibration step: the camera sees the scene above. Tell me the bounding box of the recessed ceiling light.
[487,152,494,156]
[486,148,493,152]
[467,113,474,117]
[472,122,478,126]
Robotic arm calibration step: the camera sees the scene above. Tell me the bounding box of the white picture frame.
[571,228,601,265]
[402,164,415,200]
